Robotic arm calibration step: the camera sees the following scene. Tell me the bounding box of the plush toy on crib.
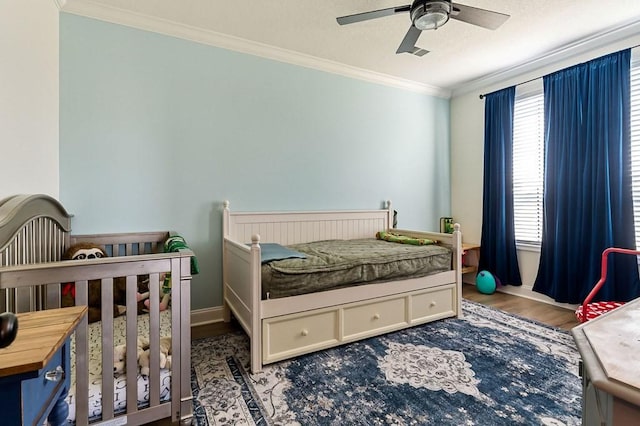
[61,243,127,323]
[113,336,149,375]
[143,272,172,312]
[61,242,151,322]
[142,235,200,313]
[138,336,172,376]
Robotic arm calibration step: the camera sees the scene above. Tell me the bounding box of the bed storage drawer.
[343,297,407,340]
[263,309,339,363]
[410,285,455,323]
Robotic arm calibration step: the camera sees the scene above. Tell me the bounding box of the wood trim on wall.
[56,0,450,98]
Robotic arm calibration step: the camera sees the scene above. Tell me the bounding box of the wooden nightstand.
[461,243,480,275]
[0,306,87,426]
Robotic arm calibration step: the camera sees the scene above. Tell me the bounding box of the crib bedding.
[67,309,173,422]
[261,238,452,299]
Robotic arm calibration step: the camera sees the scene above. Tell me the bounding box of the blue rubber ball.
[476,270,497,295]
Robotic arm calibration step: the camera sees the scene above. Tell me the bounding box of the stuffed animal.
[61,243,152,322]
[144,273,171,312]
[135,276,151,312]
[113,336,149,375]
[140,235,200,314]
[139,336,172,376]
[61,243,127,323]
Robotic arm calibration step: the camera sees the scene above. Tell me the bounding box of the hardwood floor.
[462,283,580,330]
[147,285,579,424]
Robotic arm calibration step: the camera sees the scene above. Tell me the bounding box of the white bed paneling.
[223,200,393,244]
[222,200,462,373]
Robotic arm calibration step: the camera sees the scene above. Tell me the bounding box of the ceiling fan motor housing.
[411,0,451,30]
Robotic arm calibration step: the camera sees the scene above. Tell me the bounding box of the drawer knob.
[373,313,381,320]
[301,329,309,336]
[430,301,437,307]
[45,366,65,382]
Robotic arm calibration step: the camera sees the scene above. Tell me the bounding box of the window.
[631,56,640,248]
[512,88,544,245]
[512,52,640,248]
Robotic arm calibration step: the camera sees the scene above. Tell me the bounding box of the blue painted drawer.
[0,339,70,426]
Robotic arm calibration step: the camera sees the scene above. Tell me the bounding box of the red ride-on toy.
[575,247,640,323]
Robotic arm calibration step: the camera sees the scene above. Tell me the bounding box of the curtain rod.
[478,46,639,99]
[478,75,541,99]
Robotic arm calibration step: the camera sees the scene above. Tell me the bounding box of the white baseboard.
[492,284,577,310]
[190,305,226,327]
[464,273,577,310]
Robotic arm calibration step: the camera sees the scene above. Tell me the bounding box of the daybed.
[0,194,193,425]
[222,200,463,373]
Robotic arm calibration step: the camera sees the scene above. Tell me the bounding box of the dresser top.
[0,306,87,377]
[572,297,640,406]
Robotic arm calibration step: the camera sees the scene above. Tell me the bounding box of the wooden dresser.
[571,297,640,425]
[0,306,87,426]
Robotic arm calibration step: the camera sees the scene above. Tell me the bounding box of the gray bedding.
[261,238,452,299]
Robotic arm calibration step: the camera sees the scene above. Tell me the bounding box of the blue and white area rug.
[191,300,581,425]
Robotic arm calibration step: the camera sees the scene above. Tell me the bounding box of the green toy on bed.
[376,231,438,246]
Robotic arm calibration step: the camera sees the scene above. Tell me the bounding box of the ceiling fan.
[337,1,510,56]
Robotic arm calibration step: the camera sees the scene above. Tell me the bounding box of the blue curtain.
[479,87,523,286]
[533,49,640,303]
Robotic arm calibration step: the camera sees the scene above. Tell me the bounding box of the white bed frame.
[0,194,193,425]
[222,201,463,373]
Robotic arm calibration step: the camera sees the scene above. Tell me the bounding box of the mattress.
[66,309,173,423]
[261,238,451,299]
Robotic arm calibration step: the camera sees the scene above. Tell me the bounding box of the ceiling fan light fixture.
[411,1,451,31]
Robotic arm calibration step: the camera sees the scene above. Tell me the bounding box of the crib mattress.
[261,238,451,299]
[66,309,173,423]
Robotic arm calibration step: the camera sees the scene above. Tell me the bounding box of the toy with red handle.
[578,247,640,322]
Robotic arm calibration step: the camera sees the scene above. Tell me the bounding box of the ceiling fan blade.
[450,3,510,30]
[396,25,422,54]
[337,5,411,25]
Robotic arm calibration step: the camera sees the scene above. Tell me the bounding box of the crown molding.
[57,0,450,98]
[451,18,640,98]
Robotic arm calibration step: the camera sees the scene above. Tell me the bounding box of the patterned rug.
[190,300,582,425]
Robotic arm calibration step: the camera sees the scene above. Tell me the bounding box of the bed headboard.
[0,194,73,312]
[0,194,73,267]
[223,200,394,245]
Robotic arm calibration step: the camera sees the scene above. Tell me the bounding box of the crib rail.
[70,231,170,257]
[0,249,193,425]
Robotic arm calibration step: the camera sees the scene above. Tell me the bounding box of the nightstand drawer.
[0,307,85,426]
[22,342,69,426]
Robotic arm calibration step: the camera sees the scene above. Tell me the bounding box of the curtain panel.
[533,49,640,303]
[479,87,523,286]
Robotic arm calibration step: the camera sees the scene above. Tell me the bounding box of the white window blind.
[511,51,640,248]
[630,56,640,248]
[512,91,544,245]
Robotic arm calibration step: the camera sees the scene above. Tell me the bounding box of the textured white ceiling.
[62,0,640,92]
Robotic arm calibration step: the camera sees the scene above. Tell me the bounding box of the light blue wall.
[60,14,451,310]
